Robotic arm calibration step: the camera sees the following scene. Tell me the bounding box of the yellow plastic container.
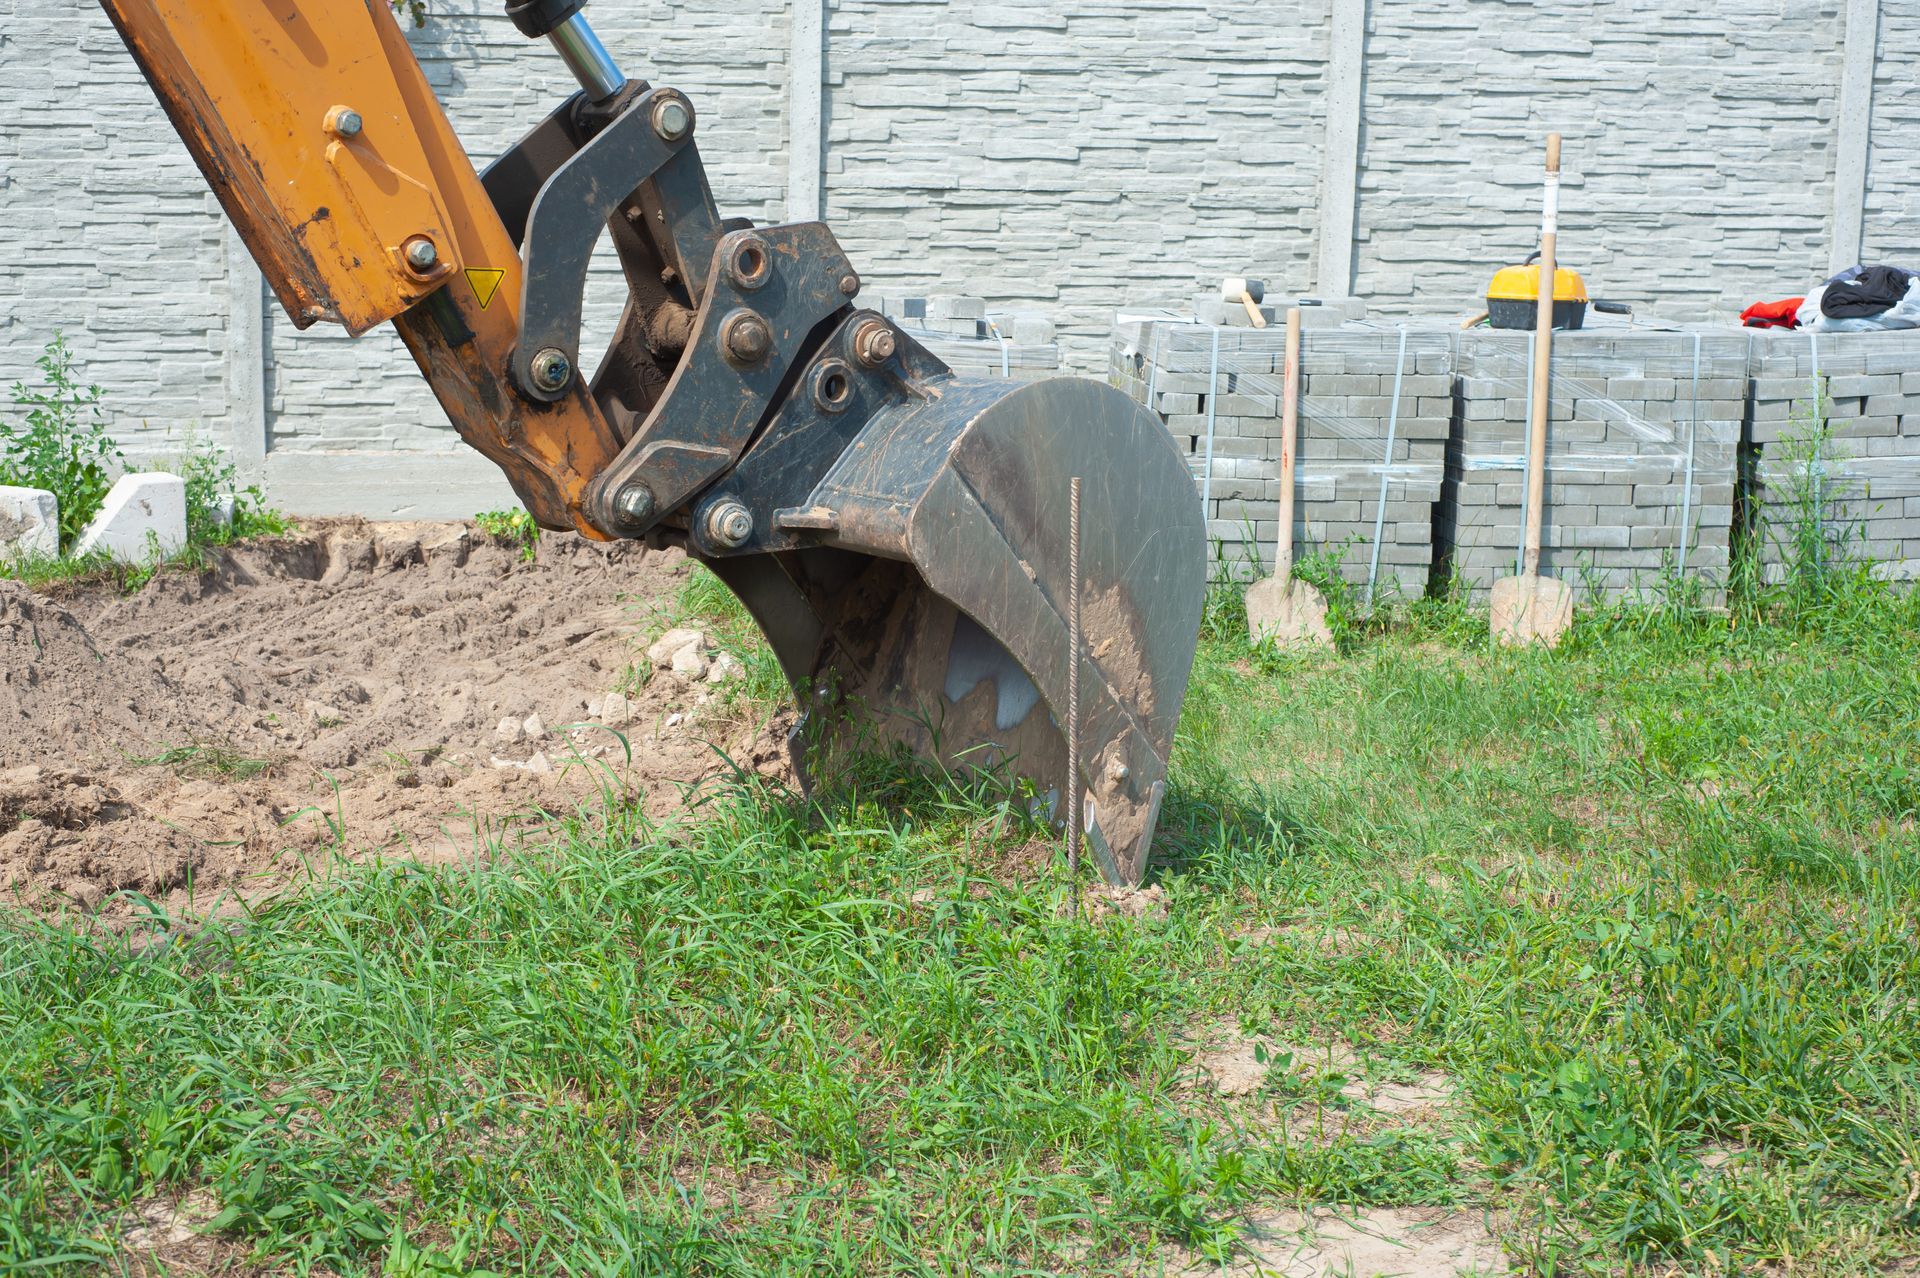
[1487,262,1590,329]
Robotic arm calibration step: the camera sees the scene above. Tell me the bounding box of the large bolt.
[852,319,896,368]
[612,482,656,527]
[403,237,438,274]
[325,105,363,138]
[704,500,753,549]
[720,310,772,366]
[838,273,861,297]
[651,97,693,142]
[1107,758,1131,784]
[529,347,573,392]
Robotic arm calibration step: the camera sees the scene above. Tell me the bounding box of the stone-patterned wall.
[822,0,1332,371]
[0,0,236,460]
[4,0,1917,512]
[1863,1,1920,264]
[1355,1,1848,319]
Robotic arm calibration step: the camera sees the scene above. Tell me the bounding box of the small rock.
[670,645,709,681]
[522,712,545,739]
[304,699,348,727]
[600,690,632,724]
[707,651,741,684]
[586,696,605,718]
[0,486,59,561]
[664,712,685,729]
[647,627,707,667]
[489,754,518,771]
[525,750,552,775]
[495,716,524,744]
[1088,883,1168,921]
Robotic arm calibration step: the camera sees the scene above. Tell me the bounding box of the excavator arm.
[97,0,1205,882]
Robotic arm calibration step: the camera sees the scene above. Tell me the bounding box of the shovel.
[1490,133,1574,647]
[1246,306,1333,647]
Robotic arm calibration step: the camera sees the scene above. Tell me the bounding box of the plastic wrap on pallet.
[1749,328,1920,581]
[1111,318,1452,600]
[1450,330,1744,603]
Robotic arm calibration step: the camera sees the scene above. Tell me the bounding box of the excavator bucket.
[94,0,1207,881]
[704,374,1206,883]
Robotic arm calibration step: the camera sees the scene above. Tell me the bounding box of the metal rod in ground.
[1067,475,1082,896]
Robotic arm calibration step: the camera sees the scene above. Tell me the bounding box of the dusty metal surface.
[709,377,1206,882]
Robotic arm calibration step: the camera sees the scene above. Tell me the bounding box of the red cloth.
[1742,297,1805,329]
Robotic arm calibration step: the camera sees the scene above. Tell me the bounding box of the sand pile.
[0,521,787,920]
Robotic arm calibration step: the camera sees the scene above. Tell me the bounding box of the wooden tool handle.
[1276,306,1303,580]
[1523,133,1561,578]
[1242,293,1268,329]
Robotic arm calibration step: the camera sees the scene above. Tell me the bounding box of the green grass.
[128,744,275,781]
[2,567,1917,1274]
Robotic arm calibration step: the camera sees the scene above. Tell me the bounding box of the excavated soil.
[0,520,789,922]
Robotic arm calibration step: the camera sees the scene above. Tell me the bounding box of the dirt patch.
[1168,1205,1500,1276]
[1186,1023,1457,1118]
[0,521,788,922]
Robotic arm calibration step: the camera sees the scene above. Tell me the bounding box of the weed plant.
[474,509,540,562]
[2,334,123,551]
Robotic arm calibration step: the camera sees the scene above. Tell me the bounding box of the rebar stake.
[1067,475,1082,903]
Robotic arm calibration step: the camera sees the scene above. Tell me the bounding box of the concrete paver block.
[0,486,59,560]
[73,473,188,563]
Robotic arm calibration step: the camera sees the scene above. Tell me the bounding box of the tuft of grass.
[129,743,275,781]
[0,542,212,597]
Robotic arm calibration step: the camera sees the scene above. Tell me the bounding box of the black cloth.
[1822,265,1913,319]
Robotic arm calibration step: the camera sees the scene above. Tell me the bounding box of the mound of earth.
[0,520,789,921]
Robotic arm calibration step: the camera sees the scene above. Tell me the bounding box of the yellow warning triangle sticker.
[464,267,505,309]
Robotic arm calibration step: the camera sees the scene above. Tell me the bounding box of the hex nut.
[651,97,693,142]
[720,310,772,366]
[325,105,363,138]
[852,320,897,368]
[612,482,656,526]
[529,347,573,392]
[704,500,753,549]
[839,273,861,297]
[403,237,438,274]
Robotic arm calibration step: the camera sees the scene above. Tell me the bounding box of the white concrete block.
[73,473,188,563]
[0,486,59,561]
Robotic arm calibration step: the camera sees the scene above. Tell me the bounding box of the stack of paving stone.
[873,295,1060,381]
[1749,329,1920,581]
[1185,293,1368,330]
[1111,318,1452,598]
[1449,331,1744,603]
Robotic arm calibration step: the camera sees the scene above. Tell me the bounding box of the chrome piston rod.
[547,12,626,103]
